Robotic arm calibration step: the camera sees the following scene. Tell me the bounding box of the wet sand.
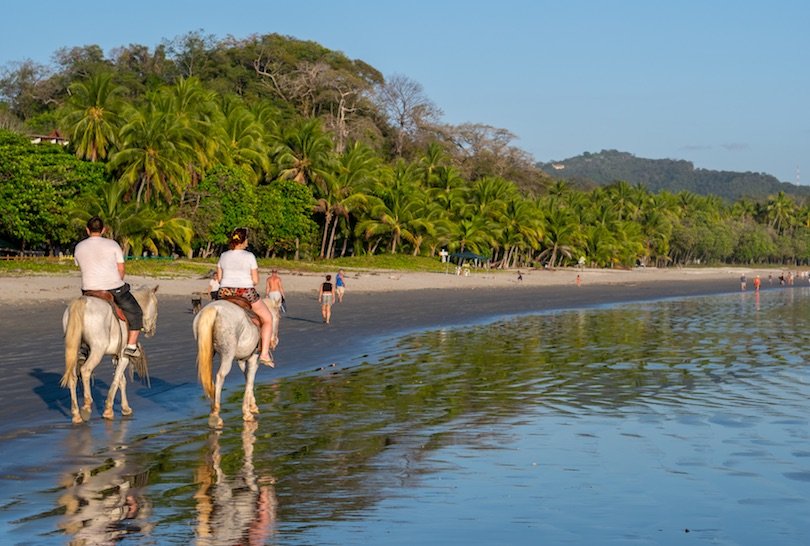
[0,271,748,437]
[1,267,791,543]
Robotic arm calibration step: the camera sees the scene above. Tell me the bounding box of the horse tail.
[61,298,86,388]
[196,304,218,399]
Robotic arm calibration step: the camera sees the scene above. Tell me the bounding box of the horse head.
[135,285,159,337]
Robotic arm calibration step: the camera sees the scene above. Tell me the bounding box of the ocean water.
[3,289,810,545]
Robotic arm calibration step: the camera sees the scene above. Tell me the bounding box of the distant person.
[319,274,334,324]
[576,274,582,287]
[779,273,785,286]
[74,216,143,358]
[740,274,747,291]
[517,270,523,282]
[753,275,761,291]
[768,273,773,285]
[216,228,275,366]
[335,269,347,303]
[264,269,285,305]
[208,276,220,300]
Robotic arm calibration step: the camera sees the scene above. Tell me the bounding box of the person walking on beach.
[740,274,747,291]
[335,269,346,303]
[265,269,285,305]
[319,274,335,324]
[753,275,761,291]
[74,216,144,358]
[216,228,275,366]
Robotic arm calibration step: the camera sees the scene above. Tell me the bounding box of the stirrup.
[123,345,141,358]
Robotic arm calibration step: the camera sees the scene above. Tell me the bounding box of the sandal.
[259,356,275,368]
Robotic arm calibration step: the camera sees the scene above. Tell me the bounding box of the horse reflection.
[57,421,153,542]
[195,421,277,545]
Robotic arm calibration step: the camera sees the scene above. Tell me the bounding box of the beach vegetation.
[2,32,810,269]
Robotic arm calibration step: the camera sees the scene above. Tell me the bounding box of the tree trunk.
[319,211,333,258]
[326,217,339,259]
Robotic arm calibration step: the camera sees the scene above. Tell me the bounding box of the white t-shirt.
[74,236,125,290]
[218,249,257,288]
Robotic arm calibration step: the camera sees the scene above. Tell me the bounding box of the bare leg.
[251,300,275,363]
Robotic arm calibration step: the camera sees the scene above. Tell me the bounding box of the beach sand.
[0,265,770,436]
[0,265,767,304]
[0,265,792,542]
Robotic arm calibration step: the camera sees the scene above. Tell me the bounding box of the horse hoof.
[243,413,255,422]
[208,415,223,429]
[80,408,92,421]
[72,415,84,424]
[102,410,114,420]
[121,407,133,416]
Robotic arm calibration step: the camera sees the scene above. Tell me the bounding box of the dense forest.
[538,150,810,201]
[2,31,810,267]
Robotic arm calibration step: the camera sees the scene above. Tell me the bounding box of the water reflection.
[57,421,153,543]
[194,421,277,545]
[8,290,810,543]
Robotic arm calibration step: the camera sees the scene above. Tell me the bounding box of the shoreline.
[1,267,803,541]
[0,265,784,305]
[0,268,780,439]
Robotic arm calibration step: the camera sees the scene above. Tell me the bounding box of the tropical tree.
[60,72,125,162]
[274,118,334,191]
[217,96,270,181]
[109,102,195,204]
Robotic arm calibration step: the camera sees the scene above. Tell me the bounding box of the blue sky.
[2,0,808,183]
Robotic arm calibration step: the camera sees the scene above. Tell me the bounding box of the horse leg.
[119,373,132,416]
[242,355,260,420]
[103,356,128,420]
[209,357,233,429]
[67,373,83,424]
[79,352,103,421]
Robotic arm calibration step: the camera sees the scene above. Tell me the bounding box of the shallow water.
[2,289,810,544]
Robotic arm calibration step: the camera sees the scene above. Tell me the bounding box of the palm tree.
[70,180,192,256]
[217,97,270,181]
[452,215,495,256]
[538,206,578,268]
[765,191,796,234]
[61,73,125,162]
[498,197,541,268]
[274,119,334,192]
[356,185,421,254]
[317,142,380,258]
[109,103,195,204]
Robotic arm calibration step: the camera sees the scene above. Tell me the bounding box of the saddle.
[221,295,262,328]
[83,290,128,324]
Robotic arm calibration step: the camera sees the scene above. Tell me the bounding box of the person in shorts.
[74,216,143,358]
[217,228,275,366]
[319,274,334,324]
[335,269,346,303]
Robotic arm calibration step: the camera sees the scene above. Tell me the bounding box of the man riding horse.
[73,216,143,358]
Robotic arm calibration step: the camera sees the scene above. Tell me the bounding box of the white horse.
[61,286,159,424]
[193,297,280,428]
[194,422,278,543]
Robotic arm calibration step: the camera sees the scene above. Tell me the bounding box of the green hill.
[538,150,810,202]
